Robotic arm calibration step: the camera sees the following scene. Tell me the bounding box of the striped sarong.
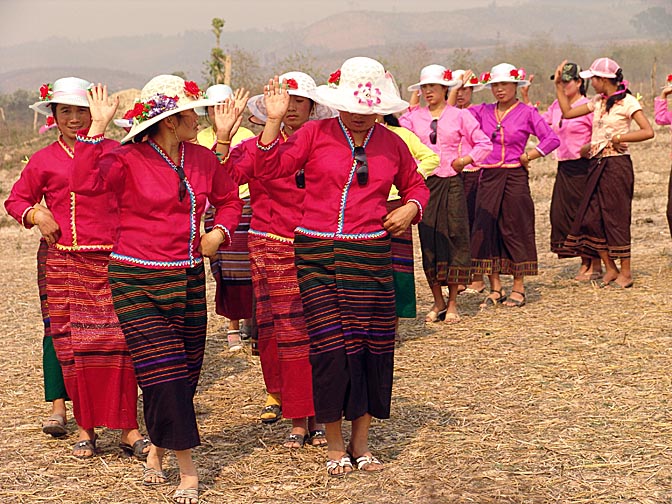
[386,200,416,318]
[204,199,253,319]
[108,260,206,451]
[294,235,395,423]
[37,239,68,402]
[248,235,279,393]
[46,249,138,430]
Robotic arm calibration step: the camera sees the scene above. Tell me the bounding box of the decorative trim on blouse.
[56,243,113,252]
[256,136,280,151]
[406,198,424,221]
[534,146,547,157]
[110,252,203,269]
[69,192,78,248]
[58,136,75,158]
[295,226,387,241]
[213,224,231,246]
[75,133,105,144]
[248,227,294,243]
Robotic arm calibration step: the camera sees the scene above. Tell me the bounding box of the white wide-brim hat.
[481,63,530,88]
[450,70,485,92]
[314,57,409,115]
[121,75,210,144]
[29,77,92,116]
[248,71,337,123]
[195,84,234,116]
[407,64,459,91]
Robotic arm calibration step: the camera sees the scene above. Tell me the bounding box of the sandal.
[444,312,461,324]
[119,435,151,460]
[326,454,353,477]
[143,465,169,486]
[424,306,447,323]
[42,413,67,437]
[72,436,97,459]
[173,487,199,503]
[284,432,308,448]
[308,429,328,447]
[227,329,243,352]
[504,290,526,307]
[353,454,384,471]
[260,404,282,424]
[479,289,506,309]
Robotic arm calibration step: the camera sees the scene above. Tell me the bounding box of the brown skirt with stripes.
[294,235,395,424]
[108,260,206,451]
[564,155,634,259]
[386,199,416,318]
[418,175,472,285]
[46,249,138,430]
[471,168,538,276]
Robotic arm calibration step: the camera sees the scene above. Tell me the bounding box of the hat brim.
[483,79,530,88]
[579,70,617,79]
[313,86,408,115]
[29,96,90,116]
[120,98,211,144]
[247,91,338,123]
[407,78,459,91]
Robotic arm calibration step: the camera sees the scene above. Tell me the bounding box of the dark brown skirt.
[549,158,595,258]
[564,155,634,259]
[471,168,538,276]
[418,175,471,285]
[463,170,480,234]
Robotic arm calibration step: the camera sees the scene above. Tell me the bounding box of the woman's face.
[169,109,200,142]
[420,83,448,107]
[54,104,91,142]
[339,111,377,133]
[455,86,473,108]
[490,82,517,104]
[283,95,313,131]
[562,79,581,99]
[590,76,607,94]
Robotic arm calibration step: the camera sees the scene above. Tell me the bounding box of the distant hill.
[0,1,657,94]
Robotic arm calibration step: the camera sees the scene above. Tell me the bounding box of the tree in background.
[204,17,229,86]
[630,7,672,39]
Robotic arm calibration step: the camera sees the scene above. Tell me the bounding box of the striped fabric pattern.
[294,235,396,423]
[46,249,138,430]
[204,198,254,318]
[386,199,417,318]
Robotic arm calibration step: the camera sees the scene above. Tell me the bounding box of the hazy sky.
[0,0,513,47]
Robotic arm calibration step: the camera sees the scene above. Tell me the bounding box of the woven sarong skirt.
[204,199,253,320]
[462,170,481,234]
[108,260,206,451]
[386,199,416,318]
[564,155,634,259]
[46,249,138,430]
[294,235,395,423]
[418,175,472,286]
[471,167,538,276]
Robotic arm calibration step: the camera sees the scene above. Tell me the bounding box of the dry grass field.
[0,122,671,503]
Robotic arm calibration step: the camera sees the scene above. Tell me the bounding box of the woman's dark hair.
[577,78,587,97]
[605,68,631,113]
[383,114,400,127]
[50,103,58,118]
[133,113,181,143]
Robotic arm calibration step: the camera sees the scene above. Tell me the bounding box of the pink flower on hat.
[39,83,53,101]
[510,68,526,80]
[354,82,382,108]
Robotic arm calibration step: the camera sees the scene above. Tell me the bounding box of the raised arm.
[213,92,248,158]
[654,87,672,126]
[554,61,591,119]
[86,84,119,137]
[259,76,290,146]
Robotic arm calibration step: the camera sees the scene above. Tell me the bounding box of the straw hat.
[407,64,459,91]
[450,69,484,92]
[314,57,409,115]
[195,84,234,116]
[579,58,619,79]
[30,77,92,116]
[480,63,530,88]
[248,71,337,122]
[120,74,210,144]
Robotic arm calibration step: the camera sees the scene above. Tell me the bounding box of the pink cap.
[579,58,620,79]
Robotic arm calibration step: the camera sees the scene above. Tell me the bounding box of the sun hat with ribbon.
[407,64,459,91]
[195,84,234,116]
[479,63,530,88]
[450,69,484,91]
[314,57,409,115]
[248,71,337,122]
[579,58,620,79]
[30,77,92,116]
[120,74,210,144]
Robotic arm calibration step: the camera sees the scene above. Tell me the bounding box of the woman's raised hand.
[214,100,243,140]
[86,84,119,136]
[553,60,568,86]
[263,76,290,122]
[232,87,250,114]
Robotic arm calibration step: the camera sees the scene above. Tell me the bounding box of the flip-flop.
[42,413,67,437]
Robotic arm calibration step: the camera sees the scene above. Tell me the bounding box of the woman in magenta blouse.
[655,73,672,238]
[470,63,560,308]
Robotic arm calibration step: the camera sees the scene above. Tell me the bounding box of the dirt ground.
[0,128,671,503]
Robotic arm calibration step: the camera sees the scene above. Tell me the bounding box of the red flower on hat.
[122,108,136,120]
[285,78,299,90]
[443,69,453,81]
[667,73,672,83]
[39,83,53,101]
[469,76,479,85]
[184,81,202,98]
[45,116,55,127]
[328,70,341,86]
[510,69,519,78]
[131,102,147,117]
[480,72,491,84]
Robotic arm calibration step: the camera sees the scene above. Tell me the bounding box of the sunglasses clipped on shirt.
[429,119,438,145]
[176,165,187,202]
[353,146,368,186]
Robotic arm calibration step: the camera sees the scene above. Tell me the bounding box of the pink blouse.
[255,118,429,240]
[541,98,593,161]
[399,105,492,177]
[468,102,560,168]
[71,133,242,269]
[654,97,672,160]
[225,136,304,241]
[5,137,118,252]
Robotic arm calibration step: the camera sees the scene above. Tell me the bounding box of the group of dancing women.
[7,52,668,502]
